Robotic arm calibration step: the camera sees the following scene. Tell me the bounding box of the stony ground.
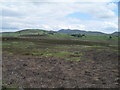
[2,49,119,88]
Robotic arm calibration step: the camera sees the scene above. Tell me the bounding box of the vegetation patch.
[2,37,118,62]
[2,81,19,90]
[42,51,83,61]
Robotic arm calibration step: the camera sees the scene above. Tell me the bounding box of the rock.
[93,77,99,81]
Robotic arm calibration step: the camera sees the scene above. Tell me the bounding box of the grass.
[2,30,118,43]
[2,81,19,90]
[1,29,49,37]
[2,31,119,88]
[2,37,118,61]
[42,50,83,61]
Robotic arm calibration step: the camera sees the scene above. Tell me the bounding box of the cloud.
[2,8,23,17]
[0,1,118,33]
[107,2,117,10]
[0,0,119,2]
[102,22,118,33]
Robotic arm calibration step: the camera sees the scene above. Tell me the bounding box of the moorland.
[1,29,119,88]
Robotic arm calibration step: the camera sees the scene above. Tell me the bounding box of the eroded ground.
[2,37,119,88]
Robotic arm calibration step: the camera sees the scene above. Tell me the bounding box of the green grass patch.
[2,37,118,62]
[31,52,43,56]
[2,81,19,90]
[42,50,83,61]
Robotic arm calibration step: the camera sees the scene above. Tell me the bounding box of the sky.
[0,0,119,33]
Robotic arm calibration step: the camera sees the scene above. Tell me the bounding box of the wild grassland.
[2,36,119,88]
[2,37,118,62]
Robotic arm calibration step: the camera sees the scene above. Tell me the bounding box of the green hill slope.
[2,29,57,37]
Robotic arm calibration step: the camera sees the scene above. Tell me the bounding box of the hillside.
[58,29,106,35]
[2,29,119,41]
[111,32,120,36]
[2,29,118,36]
[17,29,49,34]
[2,29,57,37]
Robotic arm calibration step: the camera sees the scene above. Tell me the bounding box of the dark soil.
[2,49,119,88]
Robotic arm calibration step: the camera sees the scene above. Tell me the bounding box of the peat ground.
[2,37,119,88]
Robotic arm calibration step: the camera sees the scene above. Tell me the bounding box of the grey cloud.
[2,8,24,17]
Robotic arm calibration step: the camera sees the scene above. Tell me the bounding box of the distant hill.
[2,29,58,37]
[58,29,105,35]
[2,29,119,37]
[17,29,48,33]
[15,29,57,35]
[111,32,120,36]
[2,32,13,33]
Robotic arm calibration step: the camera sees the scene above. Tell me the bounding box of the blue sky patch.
[66,12,94,20]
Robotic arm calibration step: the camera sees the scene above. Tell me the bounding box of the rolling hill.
[58,29,106,35]
[2,29,119,37]
[111,32,120,37]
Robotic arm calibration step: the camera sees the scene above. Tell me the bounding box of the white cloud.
[0,0,119,2]
[107,2,117,10]
[102,22,118,33]
[0,1,118,33]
